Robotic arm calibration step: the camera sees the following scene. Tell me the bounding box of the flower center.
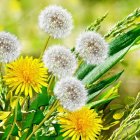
[51,15,64,28]
[54,55,68,68]
[66,86,79,100]
[0,39,12,52]
[22,70,32,83]
[75,117,87,134]
[87,41,100,54]
[20,64,37,84]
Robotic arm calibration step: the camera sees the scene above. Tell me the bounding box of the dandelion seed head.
[0,32,21,63]
[38,5,73,38]
[76,31,108,65]
[54,77,87,111]
[43,45,77,78]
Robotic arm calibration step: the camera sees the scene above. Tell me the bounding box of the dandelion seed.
[58,107,102,140]
[0,32,21,63]
[43,45,77,78]
[76,31,108,65]
[54,77,87,111]
[39,5,73,38]
[4,57,48,98]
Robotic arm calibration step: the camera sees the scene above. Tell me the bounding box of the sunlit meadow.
[0,0,140,140]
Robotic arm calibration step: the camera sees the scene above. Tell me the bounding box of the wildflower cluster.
[0,5,140,140]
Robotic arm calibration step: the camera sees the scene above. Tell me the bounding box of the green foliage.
[88,96,118,109]
[1,87,51,140]
[87,70,123,94]
[109,25,140,55]
[33,110,44,124]
[87,12,108,31]
[82,46,131,85]
[21,89,50,139]
[2,124,18,140]
[0,6,140,140]
[75,24,140,81]
[22,110,44,130]
[105,8,140,39]
[29,89,50,110]
[87,82,120,109]
[2,102,22,140]
[17,102,22,121]
[109,93,140,140]
[0,73,7,110]
[75,62,95,80]
[87,71,123,103]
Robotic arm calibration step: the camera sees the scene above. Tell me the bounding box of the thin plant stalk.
[26,100,59,140]
[6,92,22,140]
[0,62,6,76]
[40,36,51,59]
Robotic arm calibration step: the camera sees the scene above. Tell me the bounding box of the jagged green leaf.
[30,92,50,111]
[33,110,44,124]
[22,110,44,130]
[22,111,35,130]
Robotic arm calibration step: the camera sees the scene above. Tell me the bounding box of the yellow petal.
[0,111,10,120]
[15,84,22,95]
[25,85,29,97]
[21,84,25,93]
[29,86,33,98]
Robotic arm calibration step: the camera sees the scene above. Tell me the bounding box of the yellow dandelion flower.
[58,107,102,140]
[4,56,48,98]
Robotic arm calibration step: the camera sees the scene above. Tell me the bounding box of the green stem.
[26,100,59,140]
[40,36,51,59]
[48,75,55,95]
[6,93,21,140]
[0,62,2,73]
[0,62,6,76]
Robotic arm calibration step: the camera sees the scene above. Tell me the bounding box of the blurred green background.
[0,0,140,100]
